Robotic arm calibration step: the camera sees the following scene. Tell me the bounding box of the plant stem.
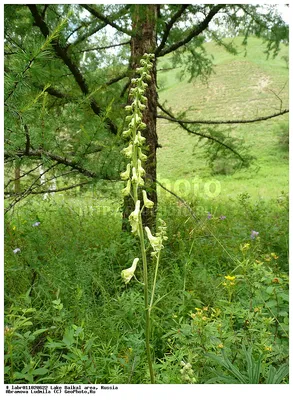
[149,252,160,311]
[138,216,155,384]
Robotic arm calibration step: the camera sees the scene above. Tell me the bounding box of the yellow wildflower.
[225,275,236,281]
[271,253,279,260]
[218,343,224,349]
[240,243,250,251]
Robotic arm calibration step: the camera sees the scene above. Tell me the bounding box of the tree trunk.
[123,5,158,230]
[14,164,21,193]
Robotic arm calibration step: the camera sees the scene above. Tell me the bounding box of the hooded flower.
[131,167,138,183]
[145,227,163,252]
[142,190,154,209]
[121,143,133,158]
[134,131,146,145]
[121,258,139,284]
[129,200,141,235]
[121,179,131,197]
[138,147,147,161]
[120,164,131,180]
[137,159,145,177]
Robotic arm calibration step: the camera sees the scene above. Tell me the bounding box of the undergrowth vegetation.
[4,190,289,384]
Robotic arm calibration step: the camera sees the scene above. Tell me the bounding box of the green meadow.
[4,37,289,384]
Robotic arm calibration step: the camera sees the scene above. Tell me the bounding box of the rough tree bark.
[123,4,158,230]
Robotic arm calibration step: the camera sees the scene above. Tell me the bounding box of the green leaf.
[45,341,64,349]
[62,328,75,347]
[33,328,49,337]
[279,293,289,302]
[265,286,274,295]
[4,366,10,374]
[13,372,26,379]
[32,368,49,376]
[265,299,278,308]
[266,364,289,384]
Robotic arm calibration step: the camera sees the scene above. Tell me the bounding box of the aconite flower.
[121,179,131,197]
[121,164,131,180]
[129,200,141,235]
[131,167,138,183]
[138,148,147,161]
[142,190,154,209]
[137,159,145,177]
[121,143,133,158]
[121,258,139,284]
[145,227,163,252]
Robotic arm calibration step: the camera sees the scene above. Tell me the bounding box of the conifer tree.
[4,4,289,226]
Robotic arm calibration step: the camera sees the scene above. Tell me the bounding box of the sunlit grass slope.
[157,36,289,201]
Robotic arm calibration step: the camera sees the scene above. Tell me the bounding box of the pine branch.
[81,5,132,36]
[28,4,118,134]
[157,4,225,57]
[4,162,43,190]
[77,40,131,53]
[105,72,129,86]
[65,21,91,43]
[4,148,104,179]
[4,162,59,214]
[5,181,91,197]
[155,5,190,55]
[71,22,107,47]
[157,109,289,125]
[43,86,73,100]
[155,177,198,222]
[158,103,246,162]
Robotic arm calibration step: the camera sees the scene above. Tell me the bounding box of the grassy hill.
[157,36,289,201]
